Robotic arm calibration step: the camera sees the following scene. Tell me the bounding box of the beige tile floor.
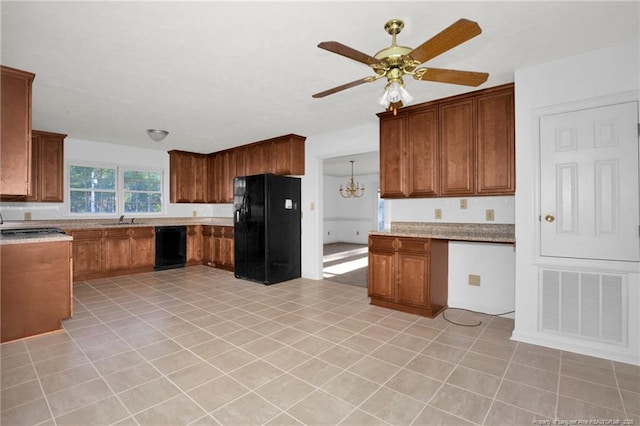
[1,266,638,426]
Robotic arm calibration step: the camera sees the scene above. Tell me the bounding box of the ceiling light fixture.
[146,129,169,142]
[377,78,413,115]
[339,160,365,199]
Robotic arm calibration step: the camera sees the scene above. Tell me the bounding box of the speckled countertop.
[371,221,515,243]
[0,217,234,245]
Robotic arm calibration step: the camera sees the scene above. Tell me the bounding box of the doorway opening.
[322,151,379,288]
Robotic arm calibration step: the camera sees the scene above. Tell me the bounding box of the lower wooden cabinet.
[186,225,203,265]
[202,225,234,271]
[65,227,155,281]
[368,234,448,318]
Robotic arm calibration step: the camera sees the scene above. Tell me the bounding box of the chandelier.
[339,161,365,198]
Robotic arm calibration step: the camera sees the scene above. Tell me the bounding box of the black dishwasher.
[154,226,187,270]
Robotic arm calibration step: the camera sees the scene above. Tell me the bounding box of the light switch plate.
[435,208,442,220]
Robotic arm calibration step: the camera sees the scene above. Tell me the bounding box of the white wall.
[323,173,378,244]
[0,138,230,221]
[514,40,640,364]
[301,124,379,279]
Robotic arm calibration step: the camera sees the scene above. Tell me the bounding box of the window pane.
[124,170,161,191]
[70,165,115,190]
[70,190,116,213]
[123,169,162,213]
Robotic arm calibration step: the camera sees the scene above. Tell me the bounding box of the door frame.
[532,89,640,273]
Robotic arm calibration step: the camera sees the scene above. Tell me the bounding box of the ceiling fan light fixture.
[377,80,413,112]
[146,129,169,142]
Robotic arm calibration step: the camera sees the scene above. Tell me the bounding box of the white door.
[540,101,639,262]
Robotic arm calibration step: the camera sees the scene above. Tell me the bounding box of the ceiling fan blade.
[312,77,373,98]
[415,68,488,87]
[318,41,381,66]
[409,19,482,64]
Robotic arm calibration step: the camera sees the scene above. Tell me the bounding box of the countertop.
[0,217,233,245]
[371,222,515,243]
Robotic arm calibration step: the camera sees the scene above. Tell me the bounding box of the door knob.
[544,214,555,223]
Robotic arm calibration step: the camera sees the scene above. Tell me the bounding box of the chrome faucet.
[119,215,125,224]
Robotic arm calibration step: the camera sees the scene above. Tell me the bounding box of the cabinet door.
[380,115,407,197]
[169,151,193,203]
[368,250,395,301]
[37,131,65,202]
[1,66,34,197]
[68,229,103,279]
[396,252,430,308]
[273,135,305,175]
[186,225,203,265]
[476,87,515,194]
[439,98,475,196]
[130,227,155,269]
[104,228,131,271]
[202,226,214,266]
[220,150,235,203]
[191,154,208,203]
[221,227,234,269]
[407,108,439,197]
[207,153,221,203]
[212,226,224,266]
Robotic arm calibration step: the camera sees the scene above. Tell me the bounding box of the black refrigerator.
[233,173,301,285]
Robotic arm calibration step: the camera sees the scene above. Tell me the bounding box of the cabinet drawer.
[104,228,130,238]
[397,237,430,253]
[130,226,154,238]
[369,235,396,251]
[66,229,102,240]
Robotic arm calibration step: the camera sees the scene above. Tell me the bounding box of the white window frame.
[67,162,165,217]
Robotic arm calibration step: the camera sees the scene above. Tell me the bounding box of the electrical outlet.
[24,212,32,221]
[435,208,442,220]
[310,202,315,211]
[192,210,197,217]
[327,231,330,235]
[468,274,481,286]
[486,209,495,221]
[356,231,360,236]
[460,199,467,209]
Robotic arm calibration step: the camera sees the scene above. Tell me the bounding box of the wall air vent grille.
[540,268,625,345]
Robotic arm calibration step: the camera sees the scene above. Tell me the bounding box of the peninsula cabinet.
[368,234,448,318]
[1,65,35,197]
[378,83,514,198]
[1,240,72,343]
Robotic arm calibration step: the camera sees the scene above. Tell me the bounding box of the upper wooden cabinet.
[476,88,515,194]
[378,83,514,198]
[2,130,66,202]
[170,134,305,204]
[439,98,475,196]
[1,65,35,197]
[169,150,208,203]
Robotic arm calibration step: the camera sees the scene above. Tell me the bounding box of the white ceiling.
[2,1,638,168]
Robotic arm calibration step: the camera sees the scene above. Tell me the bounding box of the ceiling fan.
[312,18,489,114]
